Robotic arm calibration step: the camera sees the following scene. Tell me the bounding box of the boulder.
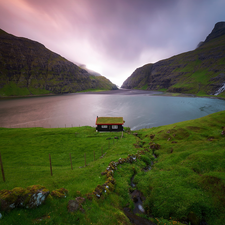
[67,197,86,213]
[67,200,80,212]
[0,185,49,211]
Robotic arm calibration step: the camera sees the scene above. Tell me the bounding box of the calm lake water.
[0,91,225,130]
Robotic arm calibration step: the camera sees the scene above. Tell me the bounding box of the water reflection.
[0,94,225,130]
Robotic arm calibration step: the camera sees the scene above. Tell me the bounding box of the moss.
[140,155,151,165]
[85,192,93,200]
[27,185,48,193]
[200,175,225,207]
[0,187,26,203]
[51,188,68,198]
[0,185,50,211]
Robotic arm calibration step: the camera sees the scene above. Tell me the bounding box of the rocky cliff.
[122,22,225,97]
[0,29,117,96]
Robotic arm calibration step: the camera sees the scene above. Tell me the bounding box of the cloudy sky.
[0,0,224,86]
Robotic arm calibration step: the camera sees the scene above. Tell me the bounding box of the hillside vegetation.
[0,110,225,224]
[0,29,117,97]
[122,22,225,98]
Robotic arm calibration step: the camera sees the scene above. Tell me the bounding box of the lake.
[0,90,225,130]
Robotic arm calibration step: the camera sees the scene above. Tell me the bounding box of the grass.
[96,117,124,124]
[0,82,51,97]
[0,82,31,96]
[0,111,225,224]
[77,88,110,93]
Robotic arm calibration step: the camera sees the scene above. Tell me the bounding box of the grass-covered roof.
[96,117,124,125]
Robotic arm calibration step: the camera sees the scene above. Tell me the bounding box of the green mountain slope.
[122,22,225,97]
[0,29,117,97]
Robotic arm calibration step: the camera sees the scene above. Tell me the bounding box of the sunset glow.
[86,64,103,74]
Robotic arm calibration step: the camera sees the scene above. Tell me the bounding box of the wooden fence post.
[70,153,73,170]
[84,153,86,167]
[49,154,53,176]
[0,153,5,182]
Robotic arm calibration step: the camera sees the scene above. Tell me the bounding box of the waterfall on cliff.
[214,83,225,95]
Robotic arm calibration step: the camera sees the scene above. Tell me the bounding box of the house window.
[112,125,118,129]
[101,125,108,128]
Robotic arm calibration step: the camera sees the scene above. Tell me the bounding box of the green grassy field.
[0,111,225,224]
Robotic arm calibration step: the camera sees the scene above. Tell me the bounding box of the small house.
[95,116,125,132]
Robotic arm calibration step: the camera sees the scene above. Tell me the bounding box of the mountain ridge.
[121,22,225,97]
[0,29,117,96]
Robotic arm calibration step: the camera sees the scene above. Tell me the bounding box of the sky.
[0,0,224,87]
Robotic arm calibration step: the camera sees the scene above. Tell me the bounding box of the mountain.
[122,22,225,97]
[0,29,117,97]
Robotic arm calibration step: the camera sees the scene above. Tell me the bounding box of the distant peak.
[214,21,225,30]
[204,21,225,43]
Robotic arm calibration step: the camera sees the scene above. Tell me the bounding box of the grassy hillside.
[0,111,225,224]
[122,23,225,98]
[0,29,117,97]
[167,34,225,97]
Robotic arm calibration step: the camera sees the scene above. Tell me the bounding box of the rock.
[85,193,93,201]
[75,197,85,205]
[0,185,49,211]
[51,188,68,198]
[207,136,214,141]
[200,220,208,225]
[123,207,156,225]
[188,211,201,225]
[0,213,2,219]
[133,143,141,148]
[67,200,80,213]
[149,143,160,150]
[222,127,225,135]
[67,197,86,213]
[149,134,155,139]
[27,188,49,209]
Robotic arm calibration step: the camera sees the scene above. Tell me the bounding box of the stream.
[123,148,209,225]
[123,156,157,225]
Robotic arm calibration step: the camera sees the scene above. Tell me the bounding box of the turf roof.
[96,117,124,125]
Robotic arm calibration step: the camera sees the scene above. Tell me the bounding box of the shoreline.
[0,88,224,100]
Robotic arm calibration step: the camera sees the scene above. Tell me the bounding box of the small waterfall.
[214,83,225,96]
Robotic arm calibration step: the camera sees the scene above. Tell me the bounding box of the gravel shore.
[78,88,164,95]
